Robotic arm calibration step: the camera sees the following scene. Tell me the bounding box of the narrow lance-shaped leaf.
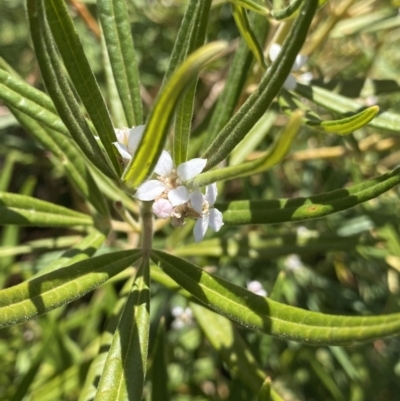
[95,257,150,401]
[280,91,380,135]
[161,0,198,88]
[295,82,400,134]
[228,0,270,15]
[271,0,303,20]
[218,165,400,225]
[31,229,106,278]
[10,106,110,217]
[231,4,267,71]
[203,12,269,150]
[0,250,141,328]
[79,277,135,401]
[97,0,143,127]
[0,192,93,227]
[173,0,212,166]
[0,78,69,137]
[27,0,118,180]
[151,251,400,345]
[191,303,266,393]
[187,110,302,188]
[123,41,230,189]
[44,0,121,173]
[202,0,319,170]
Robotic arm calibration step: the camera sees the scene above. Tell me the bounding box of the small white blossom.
[247,280,267,297]
[113,125,145,163]
[171,306,193,329]
[269,43,308,91]
[191,183,224,243]
[134,150,206,206]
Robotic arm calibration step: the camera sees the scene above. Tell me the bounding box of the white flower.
[134,150,207,209]
[113,125,145,162]
[268,43,308,91]
[190,183,224,243]
[247,280,267,297]
[171,306,193,329]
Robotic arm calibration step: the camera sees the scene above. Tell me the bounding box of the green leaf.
[295,83,400,134]
[161,0,198,88]
[0,192,93,227]
[187,109,302,188]
[191,303,266,393]
[173,0,212,166]
[0,74,69,137]
[151,250,400,345]
[231,4,267,71]
[123,41,230,189]
[218,165,400,225]
[95,258,150,401]
[97,0,143,127]
[44,0,121,173]
[202,0,318,170]
[0,250,141,328]
[271,0,303,20]
[257,378,271,401]
[280,92,380,135]
[9,104,110,218]
[203,12,269,151]
[27,0,117,180]
[32,229,106,278]
[79,278,134,401]
[150,318,170,401]
[228,0,270,15]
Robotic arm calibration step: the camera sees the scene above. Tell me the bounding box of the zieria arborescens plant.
[1,0,400,399]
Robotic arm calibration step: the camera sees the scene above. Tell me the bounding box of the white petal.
[115,127,129,145]
[193,216,209,243]
[283,74,297,91]
[292,54,307,71]
[269,43,282,62]
[247,280,263,293]
[113,142,132,160]
[154,150,173,176]
[134,180,166,201]
[127,125,145,155]
[190,190,204,214]
[152,199,173,219]
[208,208,224,232]
[177,158,207,182]
[168,186,190,206]
[205,183,218,206]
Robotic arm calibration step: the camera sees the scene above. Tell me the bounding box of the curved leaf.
[218,165,400,225]
[173,0,212,166]
[123,41,230,189]
[95,258,150,401]
[0,191,93,227]
[187,110,302,188]
[280,93,380,135]
[231,4,267,70]
[27,0,117,180]
[151,251,400,345]
[97,0,142,127]
[0,80,68,137]
[295,83,400,134]
[44,0,121,173]
[228,0,269,15]
[271,0,303,20]
[202,0,318,170]
[0,250,141,328]
[10,107,110,217]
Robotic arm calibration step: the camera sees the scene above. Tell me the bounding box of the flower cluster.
[113,125,224,242]
[268,43,308,91]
